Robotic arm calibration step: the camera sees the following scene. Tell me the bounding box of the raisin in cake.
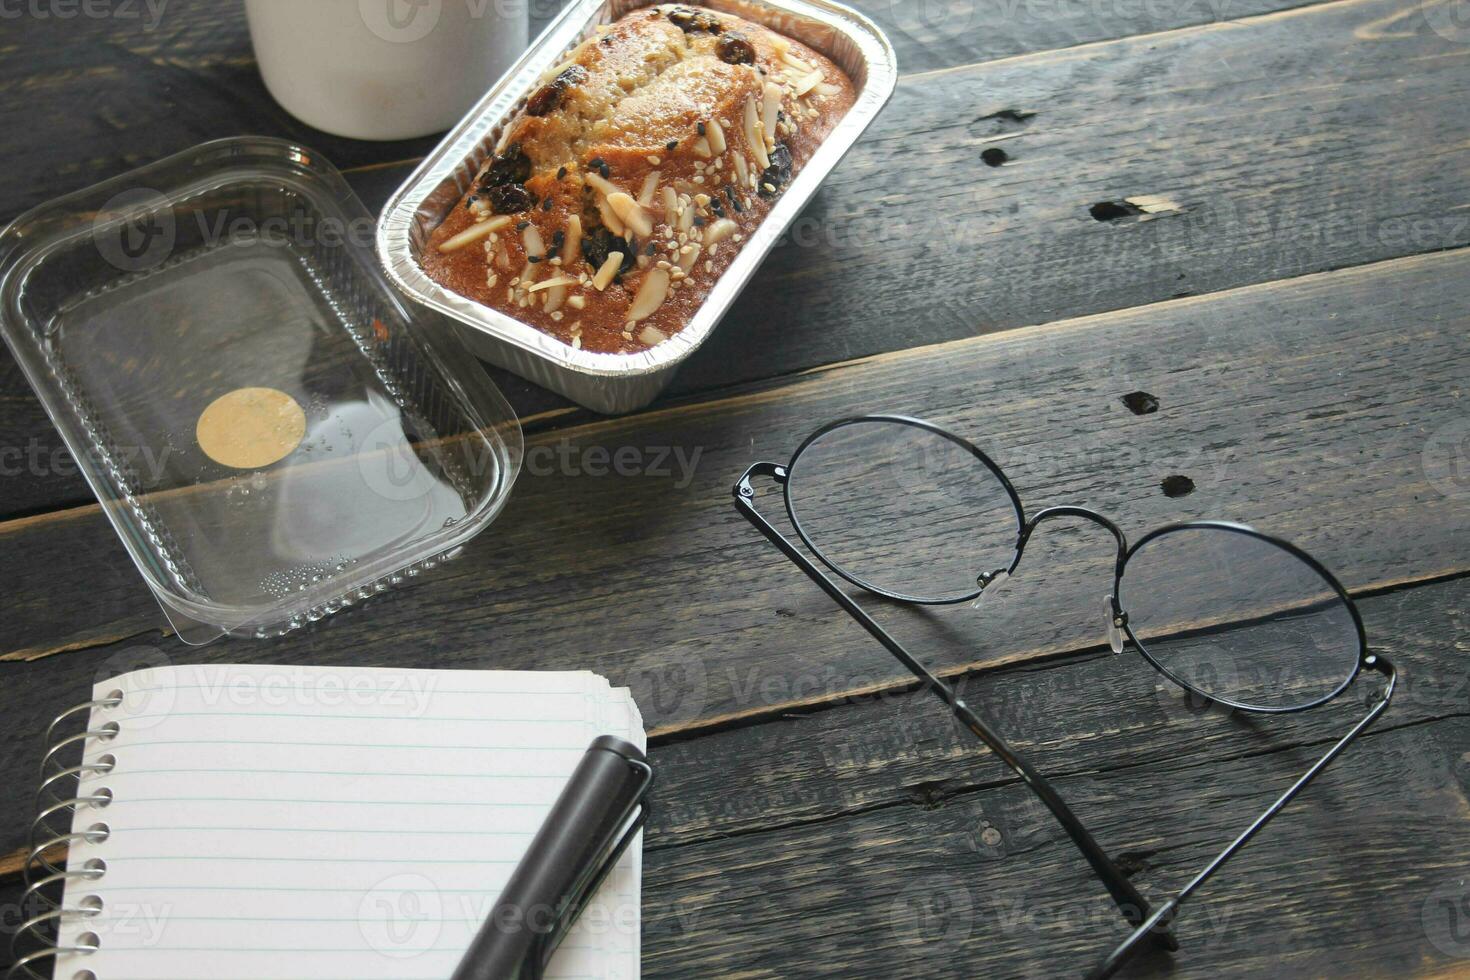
[422,4,857,354]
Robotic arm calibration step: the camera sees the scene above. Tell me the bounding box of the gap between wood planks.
[2,241,1465,543]
[2,711,1453,889]
[3,566,1460,888]
[1,241,1468,662]
[12,227,1459,555]
[898,0,1381,83]
[5,0,1469,523]
[645,566,1470,743]
[329,0,1372,185]
[2,574,1460,889]
[643,711,1467,854]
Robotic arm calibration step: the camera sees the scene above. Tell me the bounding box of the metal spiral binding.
[8,694,123,980]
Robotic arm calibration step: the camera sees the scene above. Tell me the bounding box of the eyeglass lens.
[1119,526,1361,710]
[786,419,1022,602]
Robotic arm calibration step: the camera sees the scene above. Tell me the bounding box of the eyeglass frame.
[732,414,1397,979]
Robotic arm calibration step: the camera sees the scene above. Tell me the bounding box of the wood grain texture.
[2,570,1459,858]
[0,249,1464,739]
[640,575,1467,846]
[628,581,1459,978]
[672,0,1470,393]
[5,578,1458,974]
[844,0,1330,71]
[0,0,1323,221]
[0,4,1464,977]
[0,0,1328,223]
[640,716,1470,978]
[280,0,1470,425]
[0,0,1460,519]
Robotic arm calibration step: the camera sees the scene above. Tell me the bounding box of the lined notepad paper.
[56,664,644,980]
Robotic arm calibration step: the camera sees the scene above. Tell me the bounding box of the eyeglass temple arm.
[1085,654,1397,980]
[734,464,1177,951]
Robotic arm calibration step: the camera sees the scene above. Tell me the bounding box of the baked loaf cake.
[422,4,857,354]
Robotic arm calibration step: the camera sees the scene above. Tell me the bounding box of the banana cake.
[421,3,857,354]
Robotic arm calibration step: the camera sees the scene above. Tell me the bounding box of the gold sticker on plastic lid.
[196,387,307,470]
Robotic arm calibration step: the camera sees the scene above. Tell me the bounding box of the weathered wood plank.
[2,0,1466,520]
[13,586,1455,973]
[280,0,1470,423]
[640,575,1467,849]
[675,0,1470,392]
[0,564,1459,863]
[0,0,1327,230]
[640,716,1470,978]
[0,250,1465,743]
[847,0,1327,72]
[13,0,1281,227]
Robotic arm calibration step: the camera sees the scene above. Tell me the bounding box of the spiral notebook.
[31,663,645,980]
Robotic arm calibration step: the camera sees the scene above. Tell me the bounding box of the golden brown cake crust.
[421,4,857,355]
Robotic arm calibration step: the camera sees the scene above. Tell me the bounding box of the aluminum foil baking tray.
[377,0,897,414]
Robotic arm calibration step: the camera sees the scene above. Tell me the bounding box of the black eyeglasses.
[733,415,1396,979]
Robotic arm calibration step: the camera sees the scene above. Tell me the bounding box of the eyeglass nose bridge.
[977,506,1134,650]
[1016,505,1131,566]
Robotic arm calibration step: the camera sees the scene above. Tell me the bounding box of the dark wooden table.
[3,0,1469,976]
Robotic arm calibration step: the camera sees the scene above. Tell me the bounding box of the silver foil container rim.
[377,0,897,383]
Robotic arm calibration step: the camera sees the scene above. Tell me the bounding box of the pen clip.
[531,753,654,977]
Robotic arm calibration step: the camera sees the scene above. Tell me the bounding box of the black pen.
[451,735,653,980]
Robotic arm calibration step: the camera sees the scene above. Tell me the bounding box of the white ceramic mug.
[245,0,530,141]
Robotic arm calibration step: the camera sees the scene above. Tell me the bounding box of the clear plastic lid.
[0,137,522,644]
